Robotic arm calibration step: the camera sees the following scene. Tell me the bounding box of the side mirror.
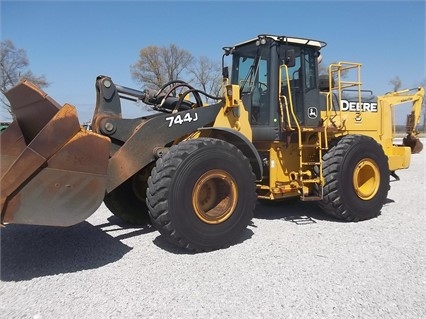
[285,50,296,67]
[222,66,229,79]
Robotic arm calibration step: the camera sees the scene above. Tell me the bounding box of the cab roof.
[230,34,327,49]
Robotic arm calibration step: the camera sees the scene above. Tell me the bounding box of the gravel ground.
[1,138,425,319]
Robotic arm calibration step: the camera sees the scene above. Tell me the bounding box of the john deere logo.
[341,100,378,112]
[308,107,318,119]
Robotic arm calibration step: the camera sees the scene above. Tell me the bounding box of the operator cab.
[225,34,326,141]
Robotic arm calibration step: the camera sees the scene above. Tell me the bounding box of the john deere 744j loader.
[1,35,424,252]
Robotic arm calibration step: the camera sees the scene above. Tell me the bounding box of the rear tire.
[104,165,152,225]
[318,135,389,221]
[146,138,257,252]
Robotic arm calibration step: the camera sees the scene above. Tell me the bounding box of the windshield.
[230,43,270,125]
[231,44,269,94]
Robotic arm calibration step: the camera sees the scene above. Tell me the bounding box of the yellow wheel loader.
[1,35,424,252]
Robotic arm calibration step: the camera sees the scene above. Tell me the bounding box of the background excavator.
[1,34,424,252]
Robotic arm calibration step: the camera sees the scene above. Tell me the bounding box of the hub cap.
[353,158,380,200]
[192,169,238,224]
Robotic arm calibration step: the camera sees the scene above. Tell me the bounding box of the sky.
[1,0,425,123]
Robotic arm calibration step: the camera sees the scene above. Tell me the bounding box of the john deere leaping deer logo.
[308,107,318,119]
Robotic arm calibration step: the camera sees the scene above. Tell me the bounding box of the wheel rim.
[192,169,238,224]
[353,158,380,200]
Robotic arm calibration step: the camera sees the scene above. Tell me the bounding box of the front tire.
[319,135,390,221]
[146,138,257,252]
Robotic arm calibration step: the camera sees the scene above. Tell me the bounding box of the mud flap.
[1,81,110,226]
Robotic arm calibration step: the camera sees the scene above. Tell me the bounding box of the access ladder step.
[301,127,325,132]
[300,144,320,149]
[301,195,323,201]
[301,162,321,166]
[300,178,322,184]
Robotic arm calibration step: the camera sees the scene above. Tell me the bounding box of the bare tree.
[1,40,49,117]
[188,56,222,103]
[131,44,193,91]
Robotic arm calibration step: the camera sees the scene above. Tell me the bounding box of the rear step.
[1,80,110,226]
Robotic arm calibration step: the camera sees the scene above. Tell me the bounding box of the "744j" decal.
[166,112,199,127]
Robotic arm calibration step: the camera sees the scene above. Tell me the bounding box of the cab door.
[280,47,321,128]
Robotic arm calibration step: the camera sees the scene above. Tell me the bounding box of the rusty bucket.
[1,81,110,226]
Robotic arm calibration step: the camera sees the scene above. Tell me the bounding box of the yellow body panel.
[213,84,252,140]
[387,146,411,170]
